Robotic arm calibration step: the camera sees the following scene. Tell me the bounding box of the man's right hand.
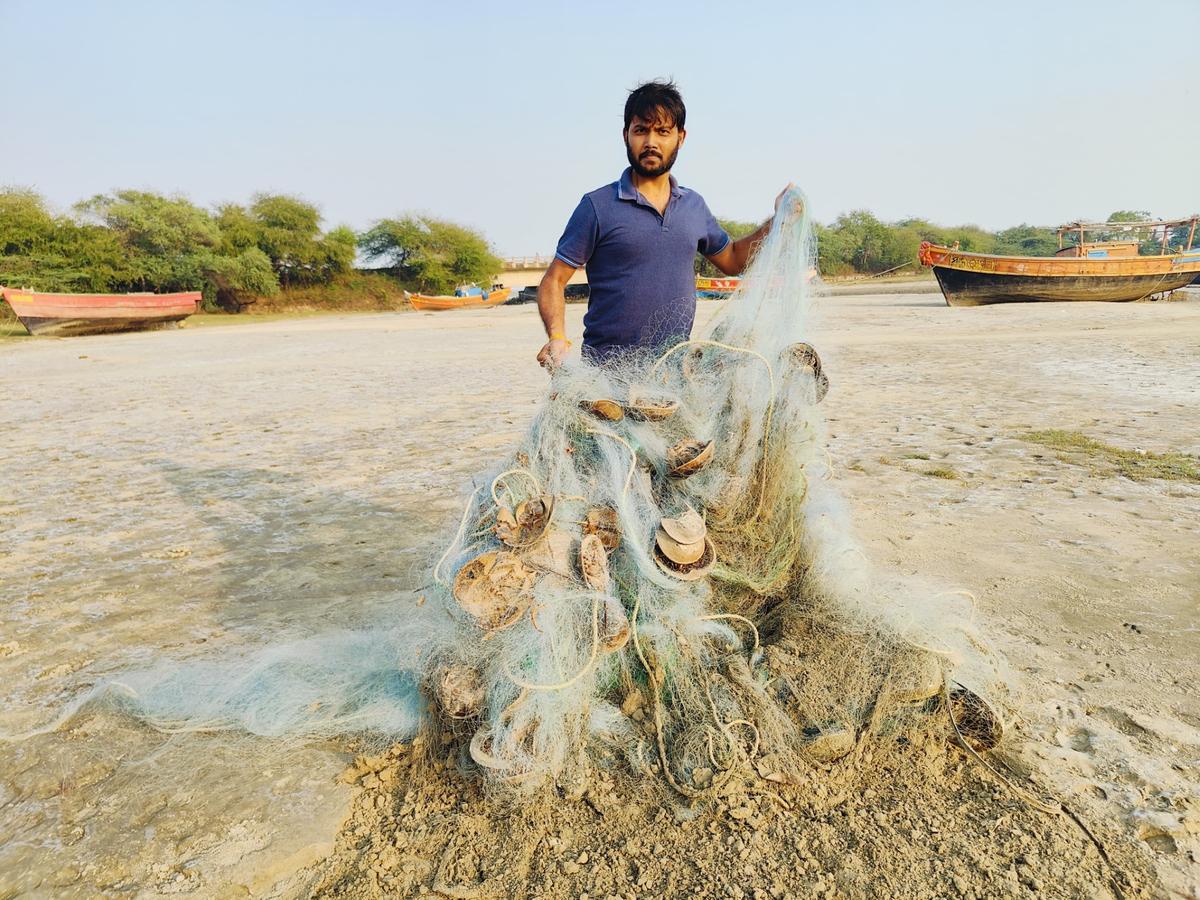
[537,338,570,370]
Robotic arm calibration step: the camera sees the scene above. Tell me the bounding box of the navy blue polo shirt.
[555,168,730,359]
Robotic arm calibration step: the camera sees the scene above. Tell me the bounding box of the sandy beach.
[1,289,1198,897]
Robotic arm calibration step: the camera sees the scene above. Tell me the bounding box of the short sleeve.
[555,196,599,269]
[697,201,731,257]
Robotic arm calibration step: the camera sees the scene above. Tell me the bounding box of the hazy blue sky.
[3,0,1198,255]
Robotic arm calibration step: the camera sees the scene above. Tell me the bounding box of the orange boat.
[406,287,511,312]
[919,216,1200,306]
[0,288,202,336]
[695,276,741,295]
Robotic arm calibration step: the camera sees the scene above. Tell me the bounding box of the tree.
[359,216,502,293]
[994,224,1059,256]
[77,190,221,291]
[321,225,358,280]
[820,210,896,274]
[216,194,353,286]
[1094,210,1158,253]
[201,247,279,311]
[215,203,260,255]
[1169,218,1199,252]
[0,188,134,292]
[248,194,323,285]
[0,188,56,256]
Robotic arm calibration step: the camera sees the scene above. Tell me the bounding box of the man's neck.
[631,170,672,211]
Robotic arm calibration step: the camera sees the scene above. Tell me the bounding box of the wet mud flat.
[1,294,1198,896]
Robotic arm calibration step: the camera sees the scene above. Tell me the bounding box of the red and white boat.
[695,276,741,296]
[0,288,202,336]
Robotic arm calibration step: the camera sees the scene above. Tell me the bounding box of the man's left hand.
[774,183,796,215]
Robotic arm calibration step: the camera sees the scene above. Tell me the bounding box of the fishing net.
[10,188,1009,799]
[414,188,1010,794]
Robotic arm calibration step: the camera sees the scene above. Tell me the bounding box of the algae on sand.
[1021,429,1200,482]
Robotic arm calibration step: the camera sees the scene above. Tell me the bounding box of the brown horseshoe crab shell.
[659,506,706,545]
[583,506,620,553]
[784,342,830,403]
[578,533,610,593]
[653,536,716,581]
[495,494,555,548]
[947,684,1004,752]
[436,665,485,720]
[667,438,714,478]
[625,397,679,422]
[580,399,625,421]
[655,528,706,565]
[598,594,630,653]
[452,551,535,631]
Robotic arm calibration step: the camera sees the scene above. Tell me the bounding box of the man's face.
[624,112,685,178]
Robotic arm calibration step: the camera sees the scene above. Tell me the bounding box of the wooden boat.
[919,216,1200,306]
[406,286,511,311]
[695,276,741,296]
[0,288,202,336]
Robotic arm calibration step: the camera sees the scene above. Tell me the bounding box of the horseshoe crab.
[598,594,630,652]
[579,533,610,593]
[667,438,714,478]
[435,665,485,720]
[453,551,536,631]
[947,684,1004,752]
[784,341,830,403]
[625,396,679,422]
[583,505,620,553]
[653,535,716,582]
[495,494,555,548]
[580,399,625,421]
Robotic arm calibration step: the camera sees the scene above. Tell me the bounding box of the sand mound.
[284,730,1155,899]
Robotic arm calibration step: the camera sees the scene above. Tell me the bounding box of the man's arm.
[704,184,795,276]
[535,257,577,369]
[706,220,770,276]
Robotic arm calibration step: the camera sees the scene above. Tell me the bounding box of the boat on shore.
[0,288,202,336]
[696,276,740,298]
[405,286,511,312]
[919,216,1200,306]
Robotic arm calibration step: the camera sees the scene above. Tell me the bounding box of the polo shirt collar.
[618,167,682,203]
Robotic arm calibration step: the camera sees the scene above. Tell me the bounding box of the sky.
[3,0,1198,256]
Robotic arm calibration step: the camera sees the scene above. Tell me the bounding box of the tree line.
[699,209,1196,278]
[0,188,503,310]
[3,188,1192,311]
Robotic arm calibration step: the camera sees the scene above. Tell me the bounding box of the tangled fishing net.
[414,188,1010,794]
[12,189,1009,798]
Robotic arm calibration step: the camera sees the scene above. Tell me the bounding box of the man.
[536,80,789,369]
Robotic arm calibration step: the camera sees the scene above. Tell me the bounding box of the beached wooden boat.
[405,287,511,311]
[919,217,1200,306]
[0,288,202,336]
[695,276,741,296]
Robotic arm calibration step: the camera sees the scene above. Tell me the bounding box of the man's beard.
[626,141,679,178]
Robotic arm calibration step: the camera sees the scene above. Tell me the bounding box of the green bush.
[358,215,502,294]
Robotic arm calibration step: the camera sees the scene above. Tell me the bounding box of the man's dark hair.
[624,80,686,132]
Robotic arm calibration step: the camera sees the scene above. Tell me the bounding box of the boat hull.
[931,267,1197,306]
[1,289,202,336]
[918,242,1200,307]
[408,288,510,311]
[695,276,740,292]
